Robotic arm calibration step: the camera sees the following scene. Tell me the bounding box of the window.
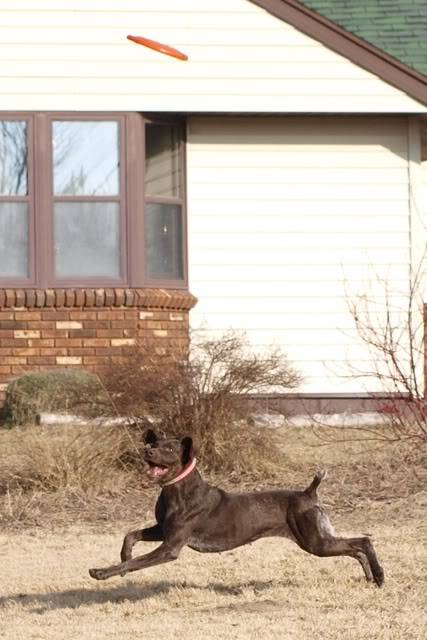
[0,113,187,288]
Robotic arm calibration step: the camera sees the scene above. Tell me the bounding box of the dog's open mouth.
[146,460,169,479]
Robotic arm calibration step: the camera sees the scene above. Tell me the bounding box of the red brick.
[97,310,124,320]
[0,320,26,329]
[42,330,68,339]
[83,338,110,348]
[39,348,68,357]
[123,309,138,319]
[104,289,115,306]
[114,289,126,306]
[55,338,82,348]
[0,348,13,356]
[69,329,96,338]
[68,348,95,357]
[42,311,70,321]
[45,289,55,306]
[14,330,40,339]
[25,290,36,307]
[74,289,85,307]
[54,290,66,307]
[82,320,110,329]
[0,329,14,338]
[28,339,55,347]
[2,357,27,365]
[83,355,106,365]
[35,290,46,307]
[5,290,16,307]
[0,311,14,320]
[0,366,12,374]
[111,338,136,347]
[13,347,39,357]
[146,321,162,330]
[11,365,38,374]
[96,329,124,338]
[85,290,96,306]
[14,311,42,321]
[15,290,26,307]
[69,311,97,321]
[111,320,137,329]
[28,356,56,365]
[95,289,106,306]
[56,356,81,365]
[65,290,76,307]
[28,321,55,330]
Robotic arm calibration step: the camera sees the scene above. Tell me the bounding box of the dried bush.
[0,423,132,497]
[346,256,427,442]
[3,369,113,425]
[101,331,301,478]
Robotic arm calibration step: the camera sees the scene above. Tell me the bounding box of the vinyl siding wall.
[0,0,425,113]
[187,116,418,394]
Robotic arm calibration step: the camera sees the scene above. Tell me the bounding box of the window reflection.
[145,124,180,198]
[0,203,28,277]
[54,202,121,278]
[0,121,27,195]
[53,121,119,196]
[145,203,183,279]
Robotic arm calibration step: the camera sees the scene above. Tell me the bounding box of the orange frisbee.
[127,35,188,61]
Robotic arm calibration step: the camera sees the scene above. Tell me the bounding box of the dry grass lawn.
[0,425,426,640]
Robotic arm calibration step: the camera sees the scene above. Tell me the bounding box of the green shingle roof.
[301,0,427,76]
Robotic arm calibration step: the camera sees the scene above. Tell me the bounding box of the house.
[0,0,426,412]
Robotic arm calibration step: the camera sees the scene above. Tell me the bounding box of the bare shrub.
[347,257,427,442]
[101,331,301,479]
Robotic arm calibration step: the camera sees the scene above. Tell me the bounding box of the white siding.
[0,0,425,113]
[187,116,416,394]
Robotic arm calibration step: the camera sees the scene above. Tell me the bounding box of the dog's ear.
[181,436,194,465]
[144,429,159,445]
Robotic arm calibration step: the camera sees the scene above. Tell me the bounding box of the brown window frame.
[0,111,188,290]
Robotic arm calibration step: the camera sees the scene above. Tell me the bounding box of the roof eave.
[249,0,427,107]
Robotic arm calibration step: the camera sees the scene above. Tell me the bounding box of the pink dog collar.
[163,457,197,486]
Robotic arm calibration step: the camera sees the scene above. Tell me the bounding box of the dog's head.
[143,429,194,485]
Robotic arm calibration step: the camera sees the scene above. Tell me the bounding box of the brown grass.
[0,424,426,639]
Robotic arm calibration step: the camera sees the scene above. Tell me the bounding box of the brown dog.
[89,429,384,586]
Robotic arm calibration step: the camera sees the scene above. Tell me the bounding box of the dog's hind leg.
[287,506,384,587]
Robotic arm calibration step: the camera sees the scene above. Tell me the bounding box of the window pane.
[145,203,183,280]
[0,202,28,277]
[54,202,121,278]
[145,124,181,198]
[53,121,119,195]
[0,121,27,195]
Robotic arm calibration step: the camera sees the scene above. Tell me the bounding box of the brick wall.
[0,288,197,406]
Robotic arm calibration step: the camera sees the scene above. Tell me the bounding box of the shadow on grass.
[0,578,291,614]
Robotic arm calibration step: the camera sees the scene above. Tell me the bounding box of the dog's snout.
[145,447,155,458]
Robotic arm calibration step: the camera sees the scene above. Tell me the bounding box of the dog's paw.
[89,568,108,581]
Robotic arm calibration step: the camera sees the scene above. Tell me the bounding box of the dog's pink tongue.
[148,465,168,478]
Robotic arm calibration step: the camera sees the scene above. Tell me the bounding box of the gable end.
[249,0,427,106]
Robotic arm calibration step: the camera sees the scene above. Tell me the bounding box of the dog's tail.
[304,469,327,496]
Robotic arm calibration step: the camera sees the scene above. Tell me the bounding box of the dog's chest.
[186,537,230,553]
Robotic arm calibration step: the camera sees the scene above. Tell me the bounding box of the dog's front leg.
[120,524,163,563]
[89,534,185,581]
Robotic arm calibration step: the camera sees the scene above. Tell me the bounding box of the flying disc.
[127,35,188,61]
